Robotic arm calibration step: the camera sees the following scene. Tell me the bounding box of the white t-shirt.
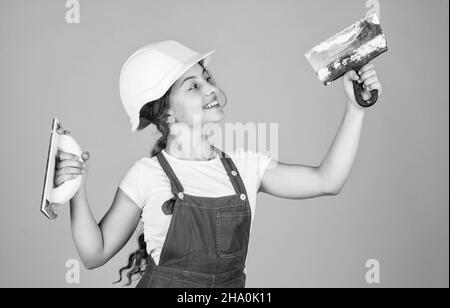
[118,148,273,266]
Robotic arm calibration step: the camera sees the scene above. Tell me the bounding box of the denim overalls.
[136,149,252,288]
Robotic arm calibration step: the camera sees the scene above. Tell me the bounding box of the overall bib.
[136,149,252,288]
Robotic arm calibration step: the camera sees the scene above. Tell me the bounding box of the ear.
[166,110,176,124]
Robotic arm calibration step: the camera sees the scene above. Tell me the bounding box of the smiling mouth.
[203,100,220,110]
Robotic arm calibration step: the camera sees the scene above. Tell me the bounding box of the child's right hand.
[54,151,90,188]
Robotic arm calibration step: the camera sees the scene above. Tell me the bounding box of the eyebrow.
[180,67,207,87]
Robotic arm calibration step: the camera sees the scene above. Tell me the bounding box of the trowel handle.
[47,134,83,205]
[352,80,378,108]
[352,66,378,108]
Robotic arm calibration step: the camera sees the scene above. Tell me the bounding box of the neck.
[164,124,218,161]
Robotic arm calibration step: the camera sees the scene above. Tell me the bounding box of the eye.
[188,82,199,91]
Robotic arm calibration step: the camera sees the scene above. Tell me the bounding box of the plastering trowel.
[40,118,83,220]
[305,11,388,107]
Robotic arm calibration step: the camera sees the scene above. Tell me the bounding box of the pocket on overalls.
[216,209,251,258]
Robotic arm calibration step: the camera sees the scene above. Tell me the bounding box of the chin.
[206,111,225,123]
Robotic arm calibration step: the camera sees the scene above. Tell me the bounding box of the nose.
[204,82,217,97]
[206,91,216,100]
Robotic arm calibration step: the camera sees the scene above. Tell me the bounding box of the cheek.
[185,98,204,113]
[174,100,203,122]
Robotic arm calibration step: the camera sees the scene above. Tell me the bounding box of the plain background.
[0,0,448,288]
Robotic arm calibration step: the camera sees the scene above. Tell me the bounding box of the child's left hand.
[343,63,382,109]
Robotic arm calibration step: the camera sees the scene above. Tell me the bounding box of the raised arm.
[259,65,382,199]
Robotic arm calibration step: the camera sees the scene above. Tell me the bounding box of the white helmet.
[119,40,215,132]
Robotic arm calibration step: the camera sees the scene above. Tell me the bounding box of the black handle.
[352,66,378,108]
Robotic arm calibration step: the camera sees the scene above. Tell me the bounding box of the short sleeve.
[255,151,274,192]
[119,161,145,210]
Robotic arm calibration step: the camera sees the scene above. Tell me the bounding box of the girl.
[55,40,382,288]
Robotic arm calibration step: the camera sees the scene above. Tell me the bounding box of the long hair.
[113,88,172,286]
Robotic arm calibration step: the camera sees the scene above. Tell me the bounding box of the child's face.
[168,63,226,128]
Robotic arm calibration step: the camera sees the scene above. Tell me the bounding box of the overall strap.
[156,151,184,195]
[157,148,247,197]
[219,150,248,196]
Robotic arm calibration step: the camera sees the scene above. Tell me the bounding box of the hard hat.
[119,40,215,132]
